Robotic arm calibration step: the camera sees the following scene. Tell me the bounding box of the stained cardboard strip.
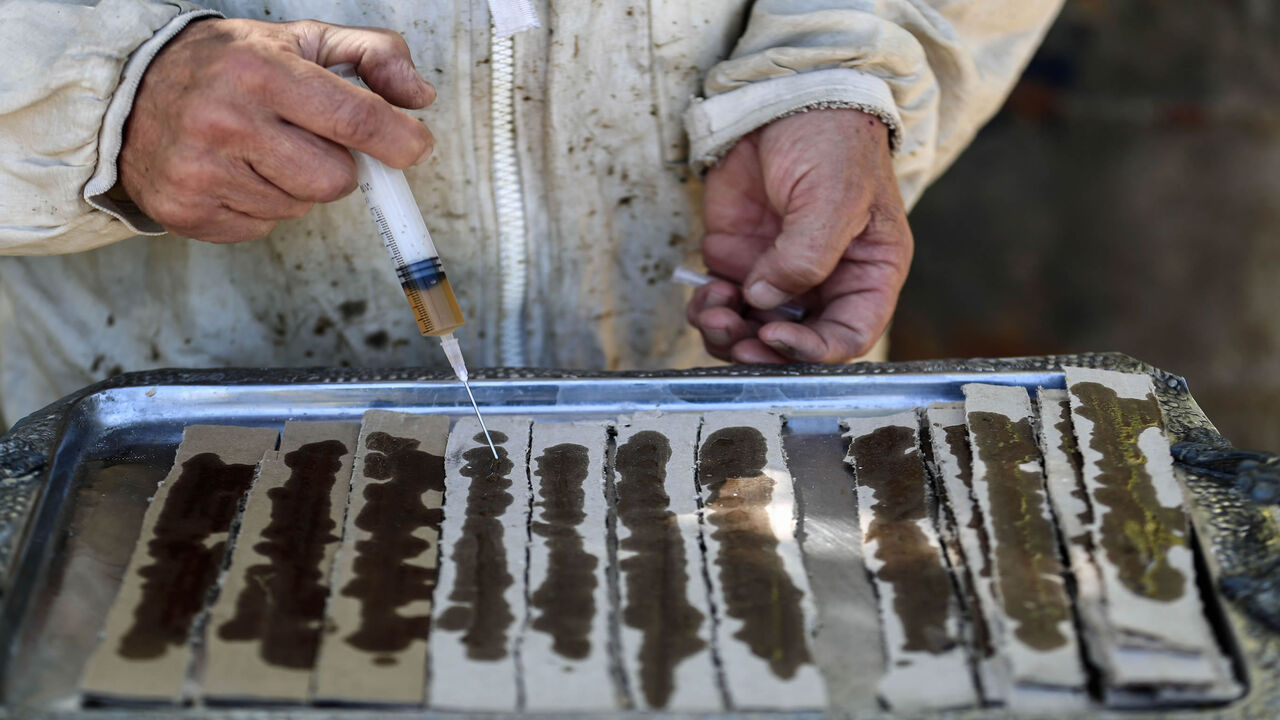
[924,402,1008,704]
[1061,368,1239,702]
[200,421,360,702]
[521,419,618,711]
[696,411,826,710]
[428,416,532,711]
[311,411,449,705]
[81,425,280,703]
[843,410,978,712]
[613,412,721,712]
[962,383,1087,707]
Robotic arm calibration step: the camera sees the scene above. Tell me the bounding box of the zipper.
[487,0,539,367]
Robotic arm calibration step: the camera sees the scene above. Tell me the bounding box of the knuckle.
[332,98,383,147]
[168,161,218,196]
[382,121,430,169]
[159,203,211,235]
[775,254,829,288]
[210,46,271,88]
[311,164,357,202]
[248,219,277,240]
[180,100,242,140]
[282,20,329,47]
[371,26,410,51]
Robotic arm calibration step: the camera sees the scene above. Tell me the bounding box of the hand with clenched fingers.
[688,109,913,364]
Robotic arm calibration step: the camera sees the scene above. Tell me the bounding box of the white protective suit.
[0,0,1063,426]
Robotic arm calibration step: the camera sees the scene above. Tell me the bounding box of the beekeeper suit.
[0,0,1063,427]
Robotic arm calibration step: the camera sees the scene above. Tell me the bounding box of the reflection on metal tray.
[1,353,1278,719]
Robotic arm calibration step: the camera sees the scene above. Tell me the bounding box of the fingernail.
[705,328,731,346]
[766,339,797,358]
[747,281,790,309]
[414,144,433,166]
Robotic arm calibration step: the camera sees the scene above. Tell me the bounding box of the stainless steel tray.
[1,353,1278,719]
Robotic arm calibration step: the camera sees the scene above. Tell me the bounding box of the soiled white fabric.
[0,0,1062,426]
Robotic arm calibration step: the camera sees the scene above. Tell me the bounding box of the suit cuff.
[685,67,902,171]
[84,7,222,235]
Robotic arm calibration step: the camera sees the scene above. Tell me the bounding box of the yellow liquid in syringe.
[402,275,465,337]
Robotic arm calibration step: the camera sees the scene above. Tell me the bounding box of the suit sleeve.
[0,0,220,255]
[685,0,1064,209]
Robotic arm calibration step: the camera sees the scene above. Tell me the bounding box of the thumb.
[303,24,436,109]
[742,200,866,310]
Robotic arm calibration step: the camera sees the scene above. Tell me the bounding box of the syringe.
[330,63,498,458]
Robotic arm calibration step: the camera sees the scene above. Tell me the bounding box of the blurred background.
[892,0,1280,449]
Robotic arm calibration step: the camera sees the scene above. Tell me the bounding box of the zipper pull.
[486,0,540,37]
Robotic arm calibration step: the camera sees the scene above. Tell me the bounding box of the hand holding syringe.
[330,63,497,458]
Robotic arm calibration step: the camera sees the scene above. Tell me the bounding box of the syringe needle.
[439,333,498,459]
[461,379,499,459]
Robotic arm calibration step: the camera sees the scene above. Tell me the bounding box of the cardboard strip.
[613,412,721,712]
[696,411,826,710]
[200,421,360,702]
[428,416,532,711]
[312,411,449,706]
[81,425,280,703]
[520,419,618,711]
[962,383,1087,707]
[843,410,978,712]
[1062,368,1238,701]
[925,402,1008,704]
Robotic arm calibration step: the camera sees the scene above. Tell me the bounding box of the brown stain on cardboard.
[340,431,445,661]
[940,423,994,658]
[969,412,1071,651]
[700,427,810,678]
[615,431,706,708]
[436,431,516,660]
[1054,398,1095,547]
[852,426,955,655]
[217,439,349,669]
[1071,382,1186,601]
[530,443,598,659]
[118,453,257,659]
[943,424,992,579]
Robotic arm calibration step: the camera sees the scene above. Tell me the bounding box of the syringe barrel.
[330,63,440,266]
[329,63,465,337]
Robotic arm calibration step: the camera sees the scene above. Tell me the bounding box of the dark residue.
[1071,382,1187,601]
[340,431,445,662]
[436,431,516,660]
[852,426,955,655]
[969,412,1072,652]
[943,424,992,580]
[217,440,349,669]
[313,316,334,336]
[940,424,995,659]
[615,431,705,708]
[338,299,367,320]
[365,330,390,350]
[1053,398,1095,545]
[700,427,810,678]
[530,443,598,659]
[118,453,257,659]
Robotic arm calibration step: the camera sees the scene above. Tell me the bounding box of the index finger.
[270,55,433,168]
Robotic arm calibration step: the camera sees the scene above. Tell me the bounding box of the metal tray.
[1,353,1278,719]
